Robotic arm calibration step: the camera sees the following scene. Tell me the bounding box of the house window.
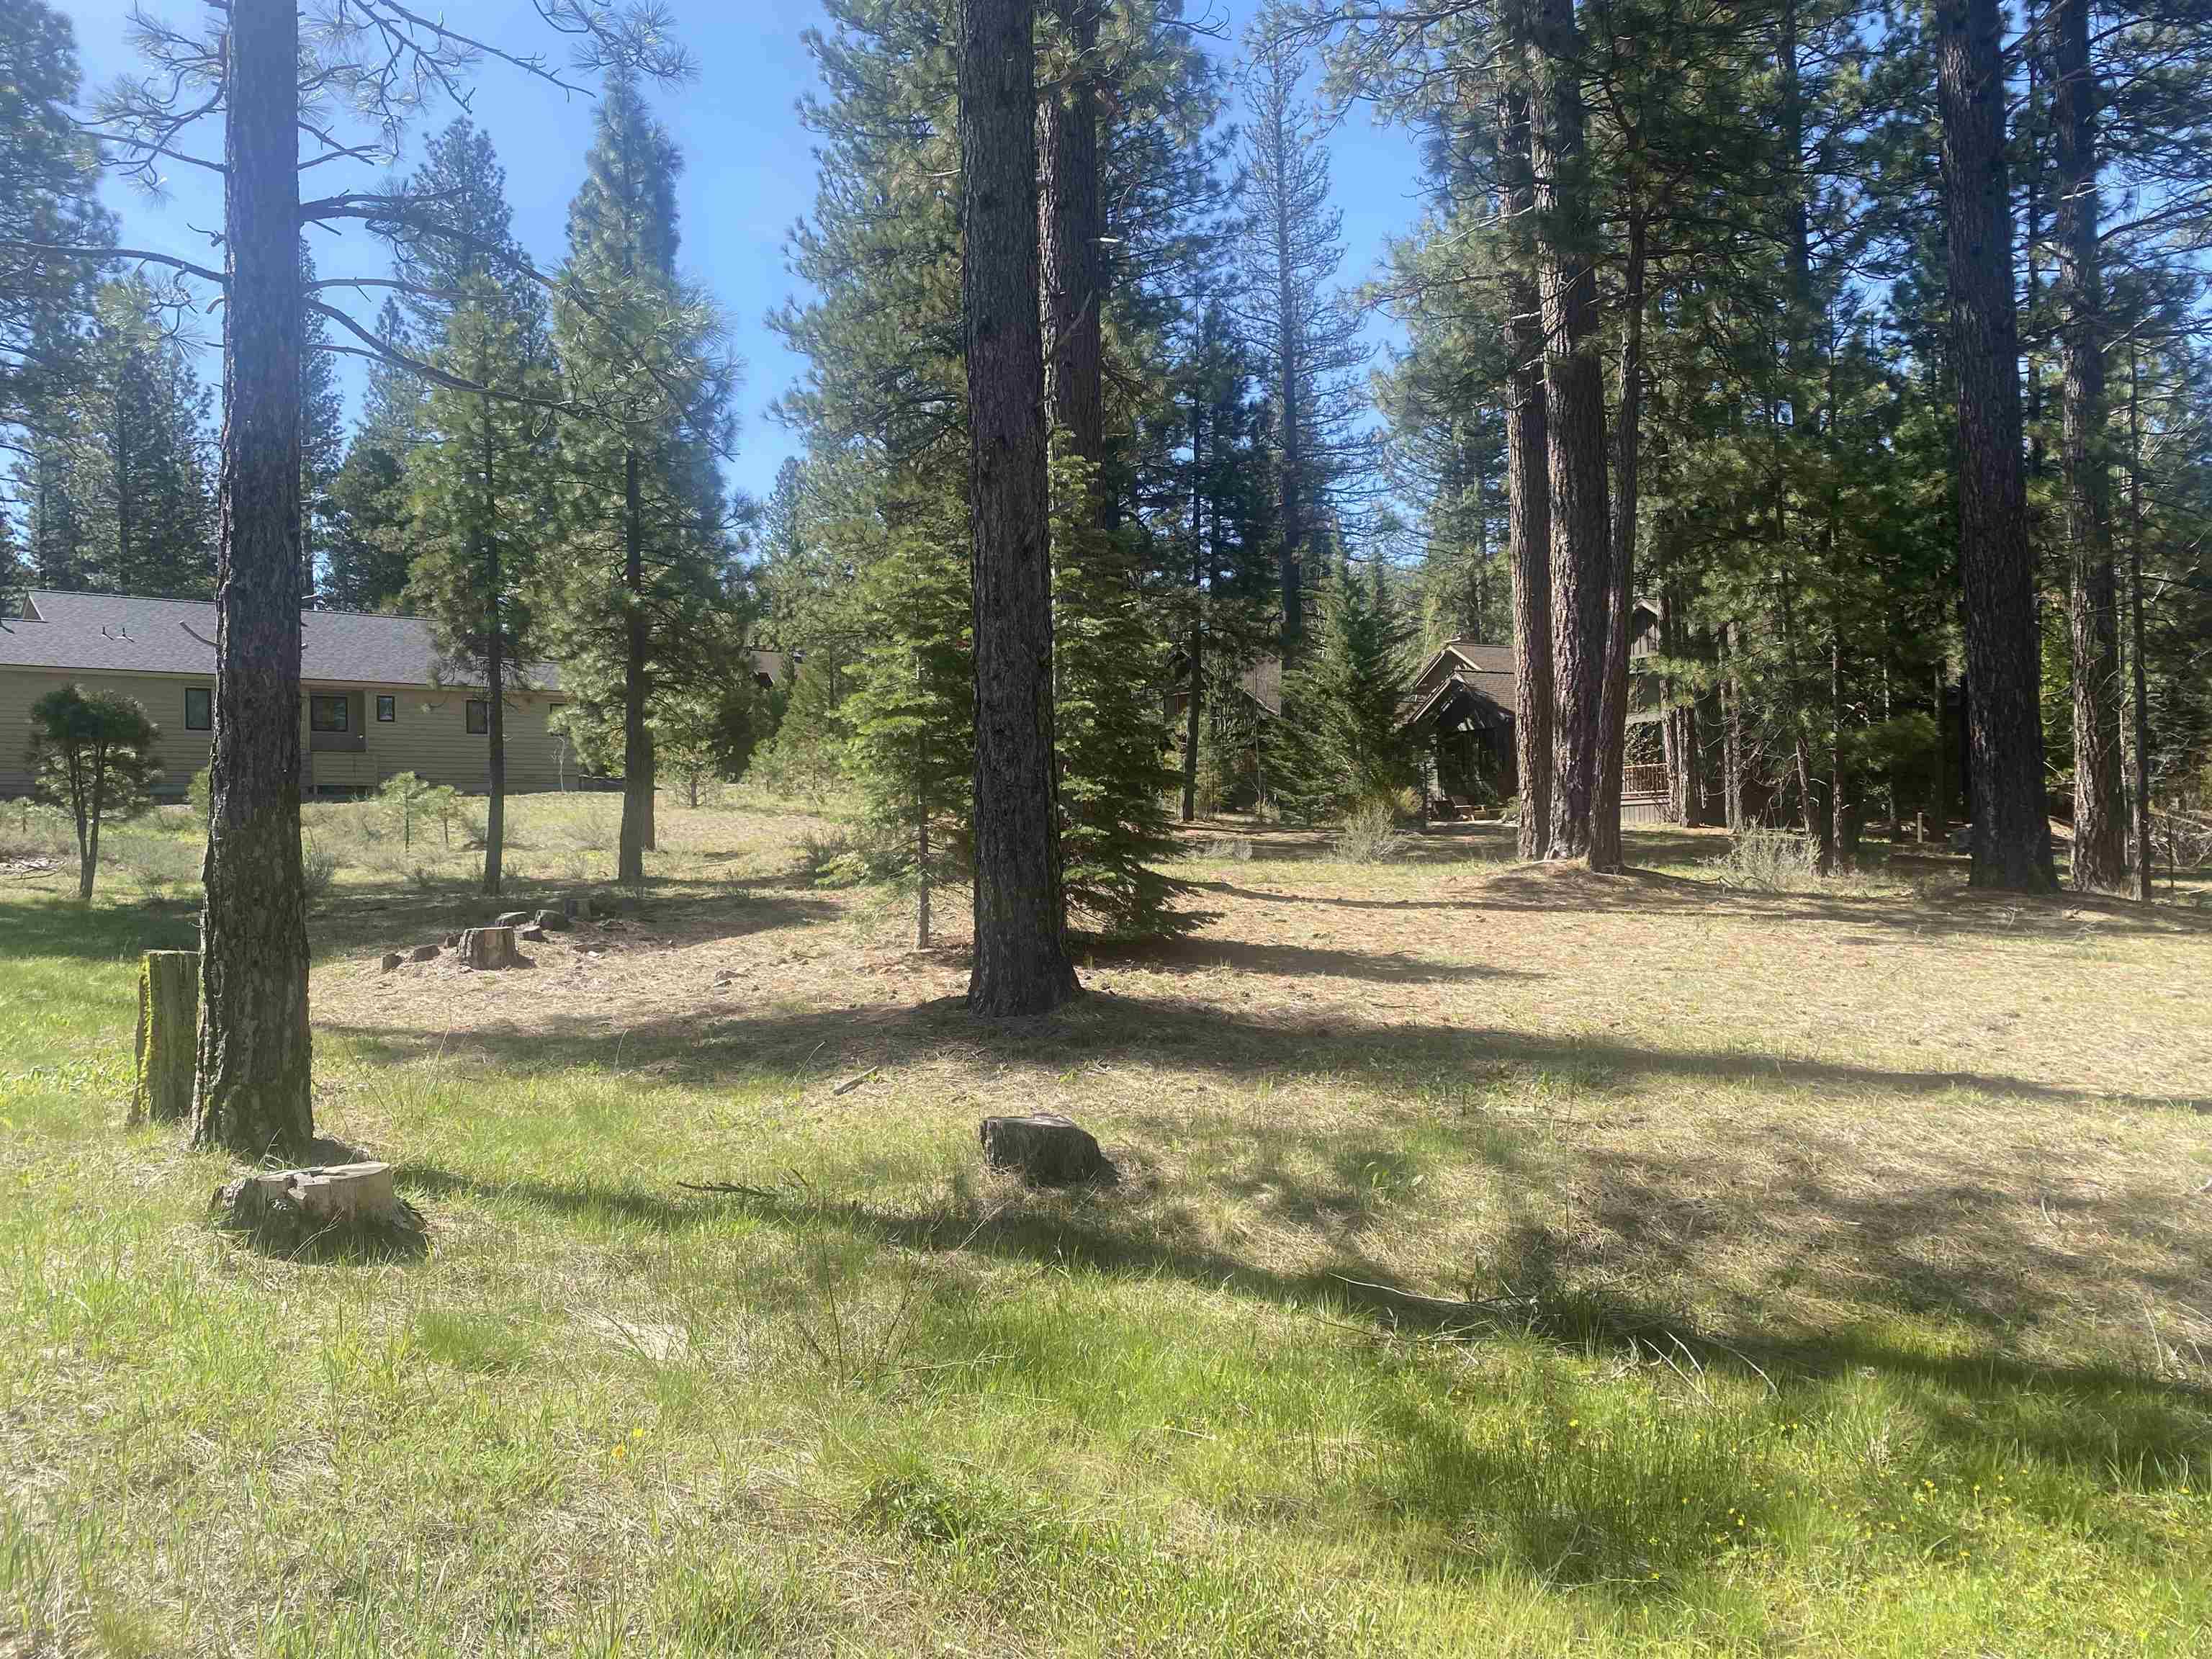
[184,687,212,732]
[310,694,350,733]
[466,698,488,735]
[376,695,396,723]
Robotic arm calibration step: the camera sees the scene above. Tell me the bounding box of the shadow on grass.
[1192,864,2212,941]
[323,986,2208,1114]
[387,1154,2212,1525]
[1102,934,1540,984]
[0,895,199,963]
[307,878,842,964]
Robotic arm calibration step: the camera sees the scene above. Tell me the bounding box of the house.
[1403,606,1673,822]
[1,589,571,801]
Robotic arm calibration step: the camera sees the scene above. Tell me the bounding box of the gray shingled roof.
[0,590,557,690]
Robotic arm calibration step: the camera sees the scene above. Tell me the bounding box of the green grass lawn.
[4,793,2210,1656]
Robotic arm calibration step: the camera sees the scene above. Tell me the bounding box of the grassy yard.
[4,792,2210,1656]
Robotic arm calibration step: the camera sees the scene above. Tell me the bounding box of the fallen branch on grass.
[1324,1272,1540,1318]
[832,1067,879,1097]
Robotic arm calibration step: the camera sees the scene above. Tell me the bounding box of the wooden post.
[132,950,199,1124]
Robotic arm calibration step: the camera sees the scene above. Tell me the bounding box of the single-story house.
[1,589,571,801]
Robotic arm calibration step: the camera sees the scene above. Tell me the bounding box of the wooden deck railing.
[1622,763,1669,801]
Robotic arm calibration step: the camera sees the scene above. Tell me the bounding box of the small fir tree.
[840,482,973,947]
[1276,558,1419,824]
[1050,447,1192,938]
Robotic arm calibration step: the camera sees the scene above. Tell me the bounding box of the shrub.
[1712,828,1820,892]
[302,840,340,902]
[1331,799,1408,864]
[189,766,212,817]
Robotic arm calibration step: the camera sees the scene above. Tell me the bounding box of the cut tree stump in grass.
[457,927,521,969]
[132,950,198,1124]
[979,1112,1107,1184]
[212,1160,426,1258]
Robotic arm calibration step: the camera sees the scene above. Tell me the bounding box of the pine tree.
[323,301,424,613]
[1239,5,1370,647]
[548,72,739,887]
[842,479,973,948]
[76,275,215,596]
[405,294,558,894]
[1050,446,1191,938]
[1275,558,1418,824]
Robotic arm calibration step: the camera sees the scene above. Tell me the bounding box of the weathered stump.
[979,1112,1106,1184]
[212,1160,426,1257]
[457,926,521,969]
[535,909,572,932]
[493,910,535,929]
[563,895,594,922]
[378,951,403,974]
[410,943,441,963]
[132,950,198,1124]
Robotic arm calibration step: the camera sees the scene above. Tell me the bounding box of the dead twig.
[832,1067,879,1098]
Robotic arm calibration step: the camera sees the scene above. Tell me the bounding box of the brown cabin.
[1404,604,1671,822]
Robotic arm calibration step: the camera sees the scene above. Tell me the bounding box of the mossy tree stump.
[132,949,199,1124]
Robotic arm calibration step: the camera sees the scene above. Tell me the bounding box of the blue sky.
[62,0,1421,509]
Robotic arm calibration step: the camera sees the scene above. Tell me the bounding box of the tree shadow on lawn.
[1102,934,1541,984]
[307,878,841,964]
[385,1145,2212,1555]
[323,988,2208,1115]
[0,895,199,963]
[1194,867,2212,942]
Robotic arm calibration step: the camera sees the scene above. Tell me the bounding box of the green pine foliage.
[1050,448,1192,939]
[838,480,973,943]
[1276,559,1419,824]
[24,683,159,899]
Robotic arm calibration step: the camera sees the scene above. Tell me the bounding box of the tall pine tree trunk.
[962,0,1078,1016]
[619,445,651,886]
[194,0,312,1161]
[1529,0,1609,861]
[1937,0,2056,891]
[2054,0,2124,892]
[480,365,505,897]
[1590,210,1646,874]
[2125,338,2152,902]
[1495,32,1553,862]
[1267,91,1305,651]
[1182,376,1204,823]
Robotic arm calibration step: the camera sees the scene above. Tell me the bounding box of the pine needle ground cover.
[4,795,2209,1657]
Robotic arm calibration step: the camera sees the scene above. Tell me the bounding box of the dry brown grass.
[305,799,2212,1384]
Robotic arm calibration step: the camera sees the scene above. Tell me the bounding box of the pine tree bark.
[1494,33,1553,862]
[1937,0,2057,891]
[194,0,313,1162]
[619,444,650,886]
[1182,371,1204,823]
[2123,341,2152,901]
[2053,0,2125,892]
[480,360,505,897]
[1590,210,1646,875]
[1528,0,1610,862]
[962,0,1079,1017]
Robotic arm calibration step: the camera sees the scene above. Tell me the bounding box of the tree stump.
[132,950,198,1124]
[535,909,572,932]
[457,926,521,969]
[212,1160,426,1257]
[979,1112,1106,1184]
